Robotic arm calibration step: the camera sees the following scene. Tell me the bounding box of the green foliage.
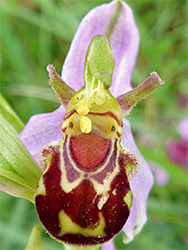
[0,94,24,133]
[0,0,187,249]
[0,115,42,202]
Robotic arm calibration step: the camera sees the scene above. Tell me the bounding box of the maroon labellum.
[35,108,135,246]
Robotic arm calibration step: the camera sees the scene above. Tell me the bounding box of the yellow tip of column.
[80,116,92,133]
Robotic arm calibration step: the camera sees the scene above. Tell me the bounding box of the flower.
[149,161,169,186]
[166,117,188,169]
[0,0,163,248]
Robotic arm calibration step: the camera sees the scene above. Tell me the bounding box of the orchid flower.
[0,0,163,248]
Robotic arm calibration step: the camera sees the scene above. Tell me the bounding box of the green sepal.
[0,94,24,133]
[25,225,44,250]
[0,114,42,203]
[84,35,115,88]
[47,65,76,109]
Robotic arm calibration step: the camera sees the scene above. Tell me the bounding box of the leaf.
[0,94,24,133]
[0,114,42,202]
[148,198,187,228]
[1,0,78,41]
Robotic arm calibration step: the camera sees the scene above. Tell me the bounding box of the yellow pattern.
[123,190,132,209]
[79,115,92,133]
[58,210,106,237]
[35,177,46,196]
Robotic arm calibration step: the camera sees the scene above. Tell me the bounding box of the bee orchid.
[0,0,163,248]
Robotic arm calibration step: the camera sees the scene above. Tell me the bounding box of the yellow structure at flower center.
[79,115,92,134]
[75,101,89,116]
[75,79,107,134]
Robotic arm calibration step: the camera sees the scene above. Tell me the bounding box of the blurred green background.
[0,0,187,249]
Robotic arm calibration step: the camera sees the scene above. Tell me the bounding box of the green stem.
[64,244,101,250]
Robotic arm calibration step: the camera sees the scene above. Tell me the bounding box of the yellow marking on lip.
[35,177,46,196]
[58,210,106,237]
[123,190,132,210]
[36,146,56,196]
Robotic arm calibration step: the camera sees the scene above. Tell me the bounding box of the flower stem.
[64,244,101,250]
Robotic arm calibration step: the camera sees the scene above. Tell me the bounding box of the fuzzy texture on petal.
[101,240,115,250]
[121,119,153,243]
[61,0,139,97]
[19,107,64,163]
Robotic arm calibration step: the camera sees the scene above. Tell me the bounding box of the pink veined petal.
[61,0,139,97]
[178,117,188,140]
[19,106,64,163]
[101,240,115,250]
[121,119,153,242]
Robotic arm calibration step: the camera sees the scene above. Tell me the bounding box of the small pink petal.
[61,0,139,97]
[19,106,64,163]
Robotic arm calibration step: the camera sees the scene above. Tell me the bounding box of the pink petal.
[178,117,188,140]
[121,119,153,242]
[19,106,64,163]
[149,161,169,186]
[61,0,139,97]
[101,240,115,250]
